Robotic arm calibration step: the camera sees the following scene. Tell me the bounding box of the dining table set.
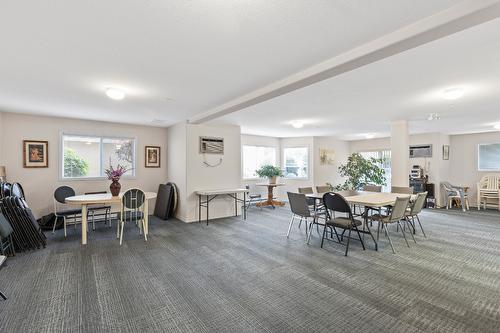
[305,190,416,251]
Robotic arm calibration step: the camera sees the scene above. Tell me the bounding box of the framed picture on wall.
[145,146,161,168]
[23,140,49,168]
[442,145,450,160]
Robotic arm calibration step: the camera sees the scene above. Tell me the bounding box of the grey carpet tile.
[0,207,500,332]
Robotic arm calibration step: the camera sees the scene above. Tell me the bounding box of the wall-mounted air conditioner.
[409,144,432,158]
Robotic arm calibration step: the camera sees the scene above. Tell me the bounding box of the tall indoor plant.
[256,165,283,184]
[335,153,386,190]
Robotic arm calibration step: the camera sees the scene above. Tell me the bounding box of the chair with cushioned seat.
[315,185,331,193]
[118,188,147,245]
[369,196,413,253]
[0,213,15,256]
[405,192,427,238]
[321,192,368,256]
[53,186,82,236]
[286,192,326,241]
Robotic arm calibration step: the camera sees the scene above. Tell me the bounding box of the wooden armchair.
[477,174,500,210]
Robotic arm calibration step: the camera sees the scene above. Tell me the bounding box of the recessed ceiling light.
[442,87,464,100]
[106,88,126,100]
[365,133,375,139]
[428,113,441,121]
[494,124,500,130]
[291,121,304,129]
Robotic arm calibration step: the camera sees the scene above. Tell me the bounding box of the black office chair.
[53,186,82,236]
[321,192,367,256]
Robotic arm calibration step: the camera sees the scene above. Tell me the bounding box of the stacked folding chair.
[0,182,46,252]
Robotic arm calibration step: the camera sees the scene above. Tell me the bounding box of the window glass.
[478,143,500,171]
[62,134,135,179]
[242,145,277,179]
[284,147,308,178]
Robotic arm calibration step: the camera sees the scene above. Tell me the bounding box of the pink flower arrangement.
[104,164,129,181]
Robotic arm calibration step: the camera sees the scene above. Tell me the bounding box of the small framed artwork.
[319,148,335,165]
[23,140,49,168]
[442,145,450,160]
[145,146,161,168]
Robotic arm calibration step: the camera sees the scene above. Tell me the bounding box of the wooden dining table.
[255,183,286,208]
[306,190,415,250]
[66,191,157,245]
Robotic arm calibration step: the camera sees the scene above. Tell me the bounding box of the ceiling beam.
[188,0,500,124]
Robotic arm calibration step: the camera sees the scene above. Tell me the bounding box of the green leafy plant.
[335,153,386,190]
[64,148,89,177]
[256,165,283,178]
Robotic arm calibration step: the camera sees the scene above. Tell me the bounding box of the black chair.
[85,191,112,230]
[321,192,366,256]
[0,212,15,256]
[0,182,11,199]
[53,186,82,236]
[286,192,326,241]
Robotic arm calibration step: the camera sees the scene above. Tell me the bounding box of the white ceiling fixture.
[105,88,126,101]
[442,87,464,100]
[428,113,441,121]
[494,123,500,130]
[365,133,375,139]
[291,121,304,129]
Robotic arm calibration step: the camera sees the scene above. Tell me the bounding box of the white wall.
[449,131,500,206]
[167,121,188,221]
[313,136,349,189]
[0,112,168,218]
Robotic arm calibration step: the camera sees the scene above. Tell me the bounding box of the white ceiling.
[217,16,500,139]
[0,0,459,127]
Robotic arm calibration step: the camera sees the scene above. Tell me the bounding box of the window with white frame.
[61,134,136,179]
[478,143,500,171]
[284,147,309,178]
[242,145,277,179]
[359,150,391,191]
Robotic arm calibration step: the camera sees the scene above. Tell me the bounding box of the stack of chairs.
[0,182,46,252]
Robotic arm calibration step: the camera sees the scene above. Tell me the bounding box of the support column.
[390,120,409,187]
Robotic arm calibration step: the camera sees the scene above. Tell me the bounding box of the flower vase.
[110,179,121,197]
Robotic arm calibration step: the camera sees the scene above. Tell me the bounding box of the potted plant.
[335,153,386,190]
[104,164,130,196]
[256,165,283,184]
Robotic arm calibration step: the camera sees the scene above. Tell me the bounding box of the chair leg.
[405,218,417,243]
[320,225,327,248]
[383,223,396,254]
[92,211,95,231]
[416,215,427,238]
[142,220,148,242]
[286,215,295,238]
[354,226,365,250]
[376,221,381,241]
[116,218,121,239]
[52,216,58,234]
[119,221,125,245]
[398,221,410,248]
[64,217,67,237]
[344,228,352,256]
[0,290,6,300]
[306,219,313,244]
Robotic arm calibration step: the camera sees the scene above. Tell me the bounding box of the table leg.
[243,192,247,220]
[206,195,209,226]
[81,204,88,245]
[235,193,238,217]
[198,195,201,223]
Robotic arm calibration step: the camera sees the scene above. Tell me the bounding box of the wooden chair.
[477,174,500,210]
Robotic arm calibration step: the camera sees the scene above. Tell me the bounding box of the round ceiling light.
[291,121,304,129]
[442,87,464,100]
[106,88,126,100]
[494,123,500,130]
[365,133,375,139]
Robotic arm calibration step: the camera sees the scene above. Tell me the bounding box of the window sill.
[59,176,137,182]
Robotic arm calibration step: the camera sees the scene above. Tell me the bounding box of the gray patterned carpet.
[0,207,499,333]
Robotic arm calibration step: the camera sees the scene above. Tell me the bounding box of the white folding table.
[195,189,248,225]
